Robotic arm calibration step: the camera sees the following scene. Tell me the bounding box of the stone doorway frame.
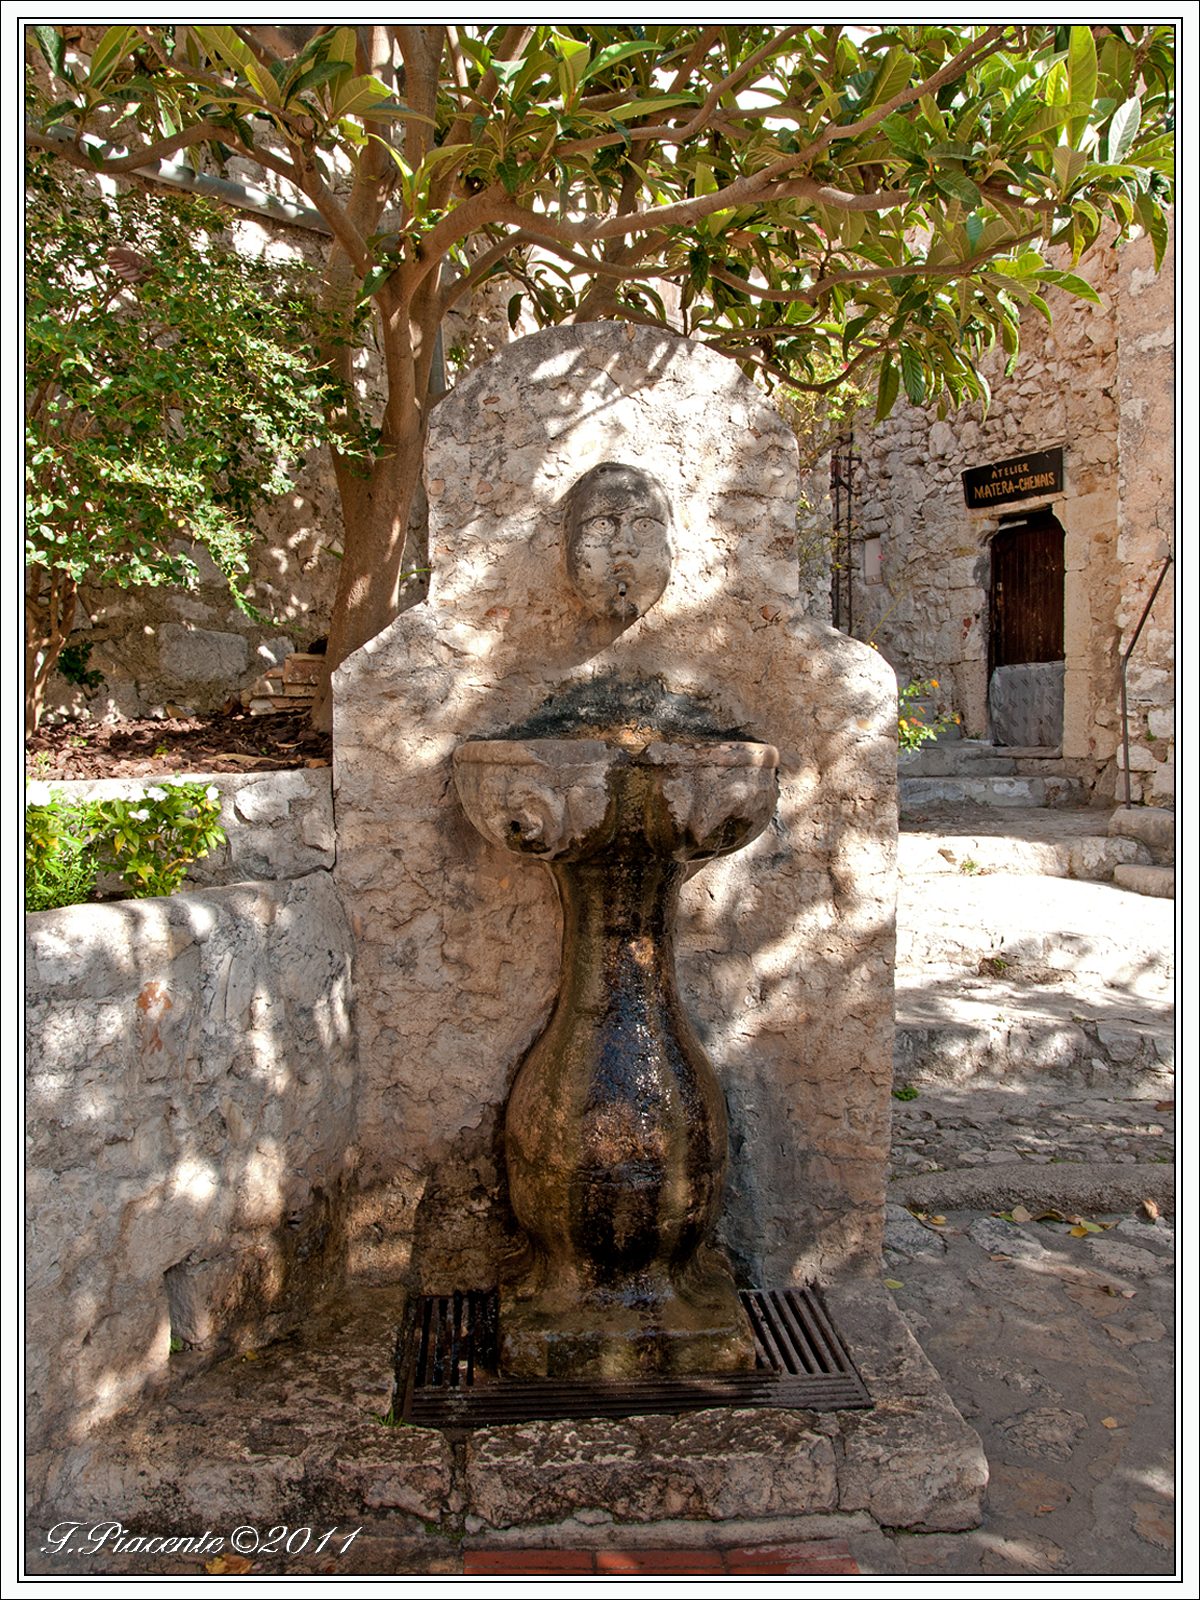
[968,470,1099,758]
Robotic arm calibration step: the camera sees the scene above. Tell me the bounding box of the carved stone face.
[564,463,672,621]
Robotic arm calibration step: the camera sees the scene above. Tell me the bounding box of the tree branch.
[707,227,1038,304]
[443,24,537,151]
[26,121,235,176]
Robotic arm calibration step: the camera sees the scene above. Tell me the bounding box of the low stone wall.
[25,768,334,886]
[25,872,357,1468]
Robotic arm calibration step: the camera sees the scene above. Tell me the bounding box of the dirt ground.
[25,708,331,782]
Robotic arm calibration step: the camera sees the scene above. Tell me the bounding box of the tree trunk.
[25,565,76,736]
[308,416,429,732]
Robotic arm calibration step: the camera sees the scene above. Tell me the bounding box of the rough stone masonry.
[332,323,898,1293]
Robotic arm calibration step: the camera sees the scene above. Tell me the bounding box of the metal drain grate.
[397,1287,871,1429]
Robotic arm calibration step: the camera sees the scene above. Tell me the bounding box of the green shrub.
[24,791,101,910]
[25,779,226,909]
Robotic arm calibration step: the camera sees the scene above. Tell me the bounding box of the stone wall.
[333,324,897,1294]
[848,219,1173,801]
[1114,221,1175,804]
[25,873,357,1463]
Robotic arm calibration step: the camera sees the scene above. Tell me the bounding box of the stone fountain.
[327,323,986,1528]
[446,458,785,1379]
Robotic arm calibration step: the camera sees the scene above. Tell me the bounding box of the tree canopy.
[26,22,1174,726]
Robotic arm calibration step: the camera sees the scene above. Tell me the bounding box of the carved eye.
[633,517,661,536]
[583,516,616,538]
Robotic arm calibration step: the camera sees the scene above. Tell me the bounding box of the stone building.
[837,217,1175,807]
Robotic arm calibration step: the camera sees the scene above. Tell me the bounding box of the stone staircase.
[899,737,1087,809]
[895,757,1175,1101]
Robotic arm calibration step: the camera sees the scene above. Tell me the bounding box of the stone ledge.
[894,1161,1174,1217]
[29,1280,984,1538]
[1112,863,1174,898]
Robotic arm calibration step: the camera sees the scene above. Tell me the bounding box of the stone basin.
[452,735,779,862]
[452,735,779,1380]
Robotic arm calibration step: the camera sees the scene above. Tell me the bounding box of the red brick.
[463,1550,595,1574]
[594,1550,725,1573]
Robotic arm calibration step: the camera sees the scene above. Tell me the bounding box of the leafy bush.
[24,791,101,911]
[25,779,226,909]
[898,679,960,752]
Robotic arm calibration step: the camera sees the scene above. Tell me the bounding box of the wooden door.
[990,512,1065,669]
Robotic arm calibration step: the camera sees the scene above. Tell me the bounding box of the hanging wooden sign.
[961,447,1064,509]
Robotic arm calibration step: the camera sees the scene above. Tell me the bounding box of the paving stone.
[883,1204,948,1260]
[966,1217,1047,1259]
[1084,1238,1171,1277]
[997,1407,1089,1462]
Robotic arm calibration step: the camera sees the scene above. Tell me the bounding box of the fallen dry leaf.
[1101,1417,1120,1429]
[1142,1198,1159,1220]
[884,1278,904,1289]
[1011,1204,1032,1223]
[206,1555,254,1575]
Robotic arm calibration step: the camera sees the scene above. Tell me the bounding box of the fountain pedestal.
[453,736,778,1378]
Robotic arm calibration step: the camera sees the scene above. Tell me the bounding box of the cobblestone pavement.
[888,1085,1175,1177]
[880,1198,1175,1578]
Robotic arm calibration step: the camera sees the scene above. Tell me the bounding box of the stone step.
[901,753,1018,777]
[899,739,1011,776]
[1108,806,1175,865]
[897,875,1174,995]
[900,774,1086,809]
[899,830,1150,883]
[1113,864,1175,898]
[894,1005,1174,1098]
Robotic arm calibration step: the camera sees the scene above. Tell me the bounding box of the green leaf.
[1066,25,1098,141]
[1134,196,1169,272]
[899,345,926,406]
[875,353,900,422]
[1107,96,1141,163]
[33,25,71,85]
[553,33,591,107]
[490,56,524,88]
[867,48,918,111]
[935,171,980,209]
[194,25,274,103]
[605,93,698,119]
[507,292,523,330]
[581,40,657,84]
[359,264,392,300]
[87,26,139,91]
[1039,269,1103,305]
[1052,144,1088,196]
